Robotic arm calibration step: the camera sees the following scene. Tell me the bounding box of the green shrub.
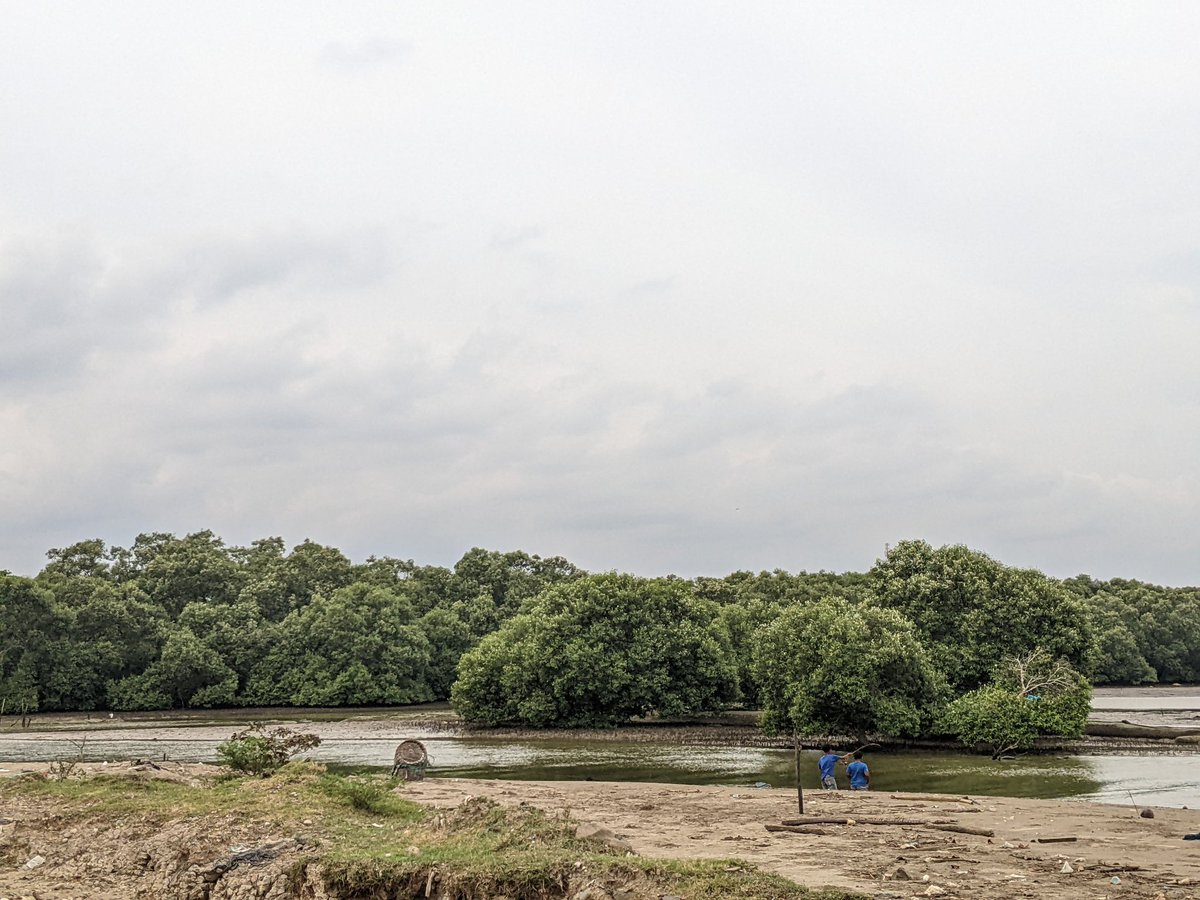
[941,650,1091,756]
[216,724,321,776]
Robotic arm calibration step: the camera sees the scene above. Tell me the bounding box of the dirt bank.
[404,778,1200,899]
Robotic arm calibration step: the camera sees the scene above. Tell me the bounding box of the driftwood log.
[764,825,831,835]
[775,817,994,837]
[783,816,951,826]
[889,793,977,805]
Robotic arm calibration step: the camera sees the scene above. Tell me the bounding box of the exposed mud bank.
[0,763,840,900]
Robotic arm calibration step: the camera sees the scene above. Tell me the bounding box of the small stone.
[1111,876,1121,885]
[302,819,314,825]
[923,887,946,897]
[407,845,421,855]
[889,866,911,881]
[1060,861,1073,873]
[1140,808,1155,819]
[24,855,46,869]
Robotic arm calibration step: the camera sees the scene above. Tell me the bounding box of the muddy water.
[2,727,1197,809]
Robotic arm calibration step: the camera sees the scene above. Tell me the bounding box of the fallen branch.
[783,817,954,826]
[890,794,977,805]
[1032,836,1078,843]
[765,825,832,835]
[922,824,994,837]
[774,818,994,837]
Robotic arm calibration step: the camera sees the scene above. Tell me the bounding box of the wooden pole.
[794,733,804,814]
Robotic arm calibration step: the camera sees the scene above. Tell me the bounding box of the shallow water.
[1092,693,1200,711]
[2,731,1196,809]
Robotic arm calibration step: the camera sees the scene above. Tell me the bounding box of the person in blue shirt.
[846,751,870,791]
[817,744,850,790]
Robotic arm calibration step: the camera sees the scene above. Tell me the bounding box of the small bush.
[216,724,321,776]
[941,650,1091,757]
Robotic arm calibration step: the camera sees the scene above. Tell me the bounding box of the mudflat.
[406,777,1200,899]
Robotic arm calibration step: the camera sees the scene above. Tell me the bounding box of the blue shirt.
[847,760,869,789]
[818,753,839,778]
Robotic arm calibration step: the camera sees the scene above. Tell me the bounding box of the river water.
[2,729,1197,809]
[3,690,1198,807]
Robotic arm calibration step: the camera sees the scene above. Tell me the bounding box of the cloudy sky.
[2,3,1198,584]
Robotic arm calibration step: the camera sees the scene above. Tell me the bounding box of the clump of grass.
[273,759,327,783]
[316,774,416,818]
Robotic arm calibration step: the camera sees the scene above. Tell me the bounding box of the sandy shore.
[2,761,1199,898]
[404,777,1200,899]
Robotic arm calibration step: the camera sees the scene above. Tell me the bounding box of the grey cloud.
[0,236,139,383]
[489,226,544,253]
[177,230,392,306]
[3,310,1197,585]
[0,229,392,387]
[3,5,1199,585]
[628,277,675,296]
[319,37,410,71]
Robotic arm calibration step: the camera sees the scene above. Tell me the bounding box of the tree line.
[0,533,1195,742]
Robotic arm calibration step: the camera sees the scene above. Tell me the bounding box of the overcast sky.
[2,3,1198,584]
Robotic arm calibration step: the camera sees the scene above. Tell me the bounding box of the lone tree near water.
[941,648,1091,758]
[751,598,945,742]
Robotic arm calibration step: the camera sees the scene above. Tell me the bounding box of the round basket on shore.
[392,740,430,780]
[394,740,428,766]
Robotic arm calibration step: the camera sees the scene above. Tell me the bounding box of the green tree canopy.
[243,583,433,706]
[752,597,944,740]
[452,574,737,727]
[109,627,238,709]
[868,541,1092,691]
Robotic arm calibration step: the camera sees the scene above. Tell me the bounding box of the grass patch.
[315,773,414,818]
[1,769,864,900]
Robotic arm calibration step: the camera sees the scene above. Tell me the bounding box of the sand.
[2,762,1199,898]
[404,777,1200,899]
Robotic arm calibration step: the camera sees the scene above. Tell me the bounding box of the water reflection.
[427,741,1107,799]
[2,733,1196,808]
